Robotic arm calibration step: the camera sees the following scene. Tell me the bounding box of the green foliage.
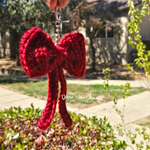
[0,0,53,35]
[0,0,54,58]
[103,68,110,90]
[103,64,150,149]
[0,104,127,149]
[125,64,138,76]
[103,68,130,111]
[127,0,150,76]
[126,0,150,143]
[120,83,130,99]
[126,127,150,150]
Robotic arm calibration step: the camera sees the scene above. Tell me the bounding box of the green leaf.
[134,36,138,41]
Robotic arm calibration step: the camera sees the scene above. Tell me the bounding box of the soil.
[83,61,147,80]
[0,58,22,70]
[0,58,147,80]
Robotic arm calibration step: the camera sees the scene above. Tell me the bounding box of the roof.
[86,0,142,11]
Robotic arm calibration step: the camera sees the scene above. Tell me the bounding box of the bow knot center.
[55,46,67,66]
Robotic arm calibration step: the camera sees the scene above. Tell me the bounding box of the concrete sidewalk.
[76,90,150,126]
[0,86,79,112]
[0,78,150,149]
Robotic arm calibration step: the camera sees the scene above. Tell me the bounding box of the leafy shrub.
[0,104,127,150]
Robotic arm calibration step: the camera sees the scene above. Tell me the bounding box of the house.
[0,31,10,58]
[82,0,144,64]
[1,0,149,64]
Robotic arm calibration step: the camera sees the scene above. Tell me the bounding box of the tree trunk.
[3,48,5,58]
[1,34,7,58]
[10,30,20,60]
[90,38,96,70]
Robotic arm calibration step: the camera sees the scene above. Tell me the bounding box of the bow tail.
[58,67,73,128]
[38,68,59,130]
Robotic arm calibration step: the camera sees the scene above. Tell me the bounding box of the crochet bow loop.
[60,32,86,78]
[19,27,86,79]
[19,27,57,78]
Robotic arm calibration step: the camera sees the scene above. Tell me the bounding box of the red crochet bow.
[19,27,86,130]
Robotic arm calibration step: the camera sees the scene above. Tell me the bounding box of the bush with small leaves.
[0,104,127,150]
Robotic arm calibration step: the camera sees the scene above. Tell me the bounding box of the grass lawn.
[0,78,147,109]
[134,116,150,127]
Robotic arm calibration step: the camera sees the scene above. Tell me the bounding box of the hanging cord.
[55,8,62,45]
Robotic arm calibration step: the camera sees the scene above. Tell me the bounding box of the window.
[61,21,72,34]
[86,20,114,38]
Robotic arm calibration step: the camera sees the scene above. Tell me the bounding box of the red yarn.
[19,27,86,130]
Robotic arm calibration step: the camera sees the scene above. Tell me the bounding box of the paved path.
[0,86,79,112]
[0,76,150,149]
[76,91,150,126]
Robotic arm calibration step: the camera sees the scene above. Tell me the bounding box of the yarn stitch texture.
[19,27,86,130]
